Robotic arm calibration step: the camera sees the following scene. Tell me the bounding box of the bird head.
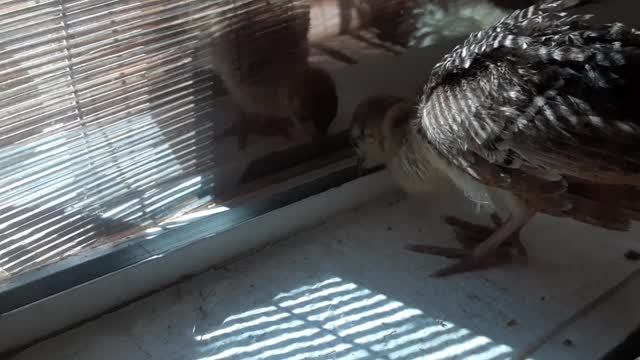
[290,66,338,139]
[350,95,413,169]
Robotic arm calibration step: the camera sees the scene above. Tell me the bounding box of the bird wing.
[418,3,640,201]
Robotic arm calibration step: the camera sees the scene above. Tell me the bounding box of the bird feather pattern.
[413,1,640,229]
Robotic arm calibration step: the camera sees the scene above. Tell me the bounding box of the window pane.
[0,0,559,282]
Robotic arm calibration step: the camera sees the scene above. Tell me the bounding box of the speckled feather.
[412,2,640,228]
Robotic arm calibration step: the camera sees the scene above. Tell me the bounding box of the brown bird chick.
[351,95,448,193]
[352,95,528,268]
[352,2,640,277]
[205,0,338,149]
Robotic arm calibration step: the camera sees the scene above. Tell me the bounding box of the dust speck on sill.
[563,339,574,347]
[624,250,640,261]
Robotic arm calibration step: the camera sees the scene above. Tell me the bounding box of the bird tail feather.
[546,179,640,231]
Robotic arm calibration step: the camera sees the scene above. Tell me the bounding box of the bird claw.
[441,213,527,257]
[429,252,514,278]
[430,257,486,278]
[214,120,251,150]
[405,213,528,277]
[214,116,296,150]
[405,243,516,277]
[404,244,469,259]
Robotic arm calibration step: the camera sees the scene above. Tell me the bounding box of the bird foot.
[215,116,294,150]
[405,213,527,277]
[254,118,295,141]
[214,119,251,150]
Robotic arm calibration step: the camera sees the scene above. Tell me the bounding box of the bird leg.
[255,117,296,140]
[406,211,534,277]
[444,214,528,257]
[214,115,294,150]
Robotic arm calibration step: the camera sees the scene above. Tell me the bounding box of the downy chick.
[351,95,451,194]
[205,0,338,149]
[352,95,526,263]
[353,1,640,277]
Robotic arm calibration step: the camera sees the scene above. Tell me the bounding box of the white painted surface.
[7,1,640,358]
[0,171,393,355]
[10,175,640,360]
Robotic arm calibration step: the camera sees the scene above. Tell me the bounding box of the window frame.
[0,156,389,354]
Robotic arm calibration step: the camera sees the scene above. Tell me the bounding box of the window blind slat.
[0,125,215,243]
[0,0,317,277]
[1,4,60,29]
[1,22,65,56]
[0,103,213,210]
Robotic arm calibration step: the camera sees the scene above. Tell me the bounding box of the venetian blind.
[0,0,422,279]
[0,0,311,278]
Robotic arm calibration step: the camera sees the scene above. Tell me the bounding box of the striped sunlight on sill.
[195,277,515,360]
